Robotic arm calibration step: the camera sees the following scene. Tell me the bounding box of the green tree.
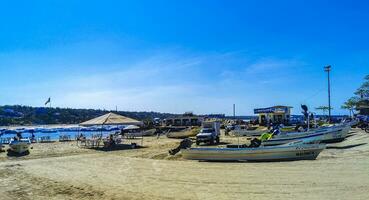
[346,75,369,116]
[315,106,333,116]
[354,75,369,98]
[341,97,359,117]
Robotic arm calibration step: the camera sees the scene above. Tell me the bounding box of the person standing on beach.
[14,132,22,141]
[30,129,36,142]
[156,128,162,139]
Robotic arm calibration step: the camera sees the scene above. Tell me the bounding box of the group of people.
[12,131,36,142]
[13,132,23,141]
[104,132,124,148]
[76,132,122,148]
[248,125,282,148]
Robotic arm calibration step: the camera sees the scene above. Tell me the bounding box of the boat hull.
[231,129,266,137]
[126,132,144,138]
[320,125,350,143]
[182,144,325,161]
[126,130,156,137]
[263,125,350,146]
[9,139,31,154]
[142,129,156,136]
[166,130,197,139]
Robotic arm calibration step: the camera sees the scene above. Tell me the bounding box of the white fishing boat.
[262,124,350,146]
[231,125,268,136]
[319,123,351,142]
[142,129,156,136]
[126,130,156,137]
[181,142,325,161]
[166,128,197,139]
[126,131,144,138]
[124,125,146,138]
[9,139,31,154]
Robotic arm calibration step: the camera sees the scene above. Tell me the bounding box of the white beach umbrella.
[123,125,141,130]
[80,112,143,126]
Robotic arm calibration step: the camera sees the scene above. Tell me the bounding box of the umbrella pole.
[77,126,80,145]
[100,124,103,148]
[141,133,143,147]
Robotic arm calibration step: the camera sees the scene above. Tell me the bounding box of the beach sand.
[1,129,369,200]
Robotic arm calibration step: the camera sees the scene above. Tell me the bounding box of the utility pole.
[233,104,240,147]
[233,104,236,121]
[324,65,331,123]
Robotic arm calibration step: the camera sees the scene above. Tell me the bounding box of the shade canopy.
[80,112,143,126]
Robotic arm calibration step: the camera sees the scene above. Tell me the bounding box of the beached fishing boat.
[124,125,140,137]
[125,129,155,137]
[181,142,325,161]
[319,123,351,142]
[262,124,350,146]
[9,139,31,154]
[166,128,198,139]
[231,125,268,136]
[142,129,156,136]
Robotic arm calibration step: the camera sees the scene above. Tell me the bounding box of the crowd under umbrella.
[79,112,144,146]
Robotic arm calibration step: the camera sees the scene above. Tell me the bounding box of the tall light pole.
[233,104,240,147]
[233,104,236,121]
[324,65,331,123]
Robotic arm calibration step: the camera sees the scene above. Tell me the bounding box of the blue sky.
[0,0,368,115]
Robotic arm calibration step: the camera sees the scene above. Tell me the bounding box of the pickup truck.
[196,121,221,145]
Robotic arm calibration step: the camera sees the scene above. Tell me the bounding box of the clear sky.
[0,0,368,115]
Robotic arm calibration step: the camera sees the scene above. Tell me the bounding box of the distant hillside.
[0,105,176,126]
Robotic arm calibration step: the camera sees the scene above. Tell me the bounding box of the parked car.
[196,121,221,145]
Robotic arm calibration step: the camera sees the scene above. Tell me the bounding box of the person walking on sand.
[156,128,163,139]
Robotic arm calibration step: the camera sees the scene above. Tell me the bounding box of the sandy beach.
[1,129,369,200]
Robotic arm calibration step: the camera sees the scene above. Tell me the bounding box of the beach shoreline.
[1,129,369,200]
[0,124,80,130]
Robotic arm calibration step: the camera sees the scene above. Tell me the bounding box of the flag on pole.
[45,97,51,105]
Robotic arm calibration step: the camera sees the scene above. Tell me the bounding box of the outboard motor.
[301,104,309,119]
[169,138,193,155]
[272,128,281,136]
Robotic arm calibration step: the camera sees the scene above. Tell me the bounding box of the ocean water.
[0,129,120,144]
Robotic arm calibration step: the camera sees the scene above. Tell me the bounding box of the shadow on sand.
[39,141,57,144]
[92,144,147,152]
[196,142,231,147]
[327,143,367,150]
[345,133,356,138]
[6,149,30,157]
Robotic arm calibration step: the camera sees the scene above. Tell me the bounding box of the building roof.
[254,106,292,114]
[80,112,143,126]
[271,105,293,108]
[165,114,204,120]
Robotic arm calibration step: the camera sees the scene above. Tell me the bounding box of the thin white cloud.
[245,58,303,74]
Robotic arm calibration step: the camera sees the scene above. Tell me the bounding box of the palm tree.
[341,97,358,117]
[355,75,369,98]
[315,106,332,116]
